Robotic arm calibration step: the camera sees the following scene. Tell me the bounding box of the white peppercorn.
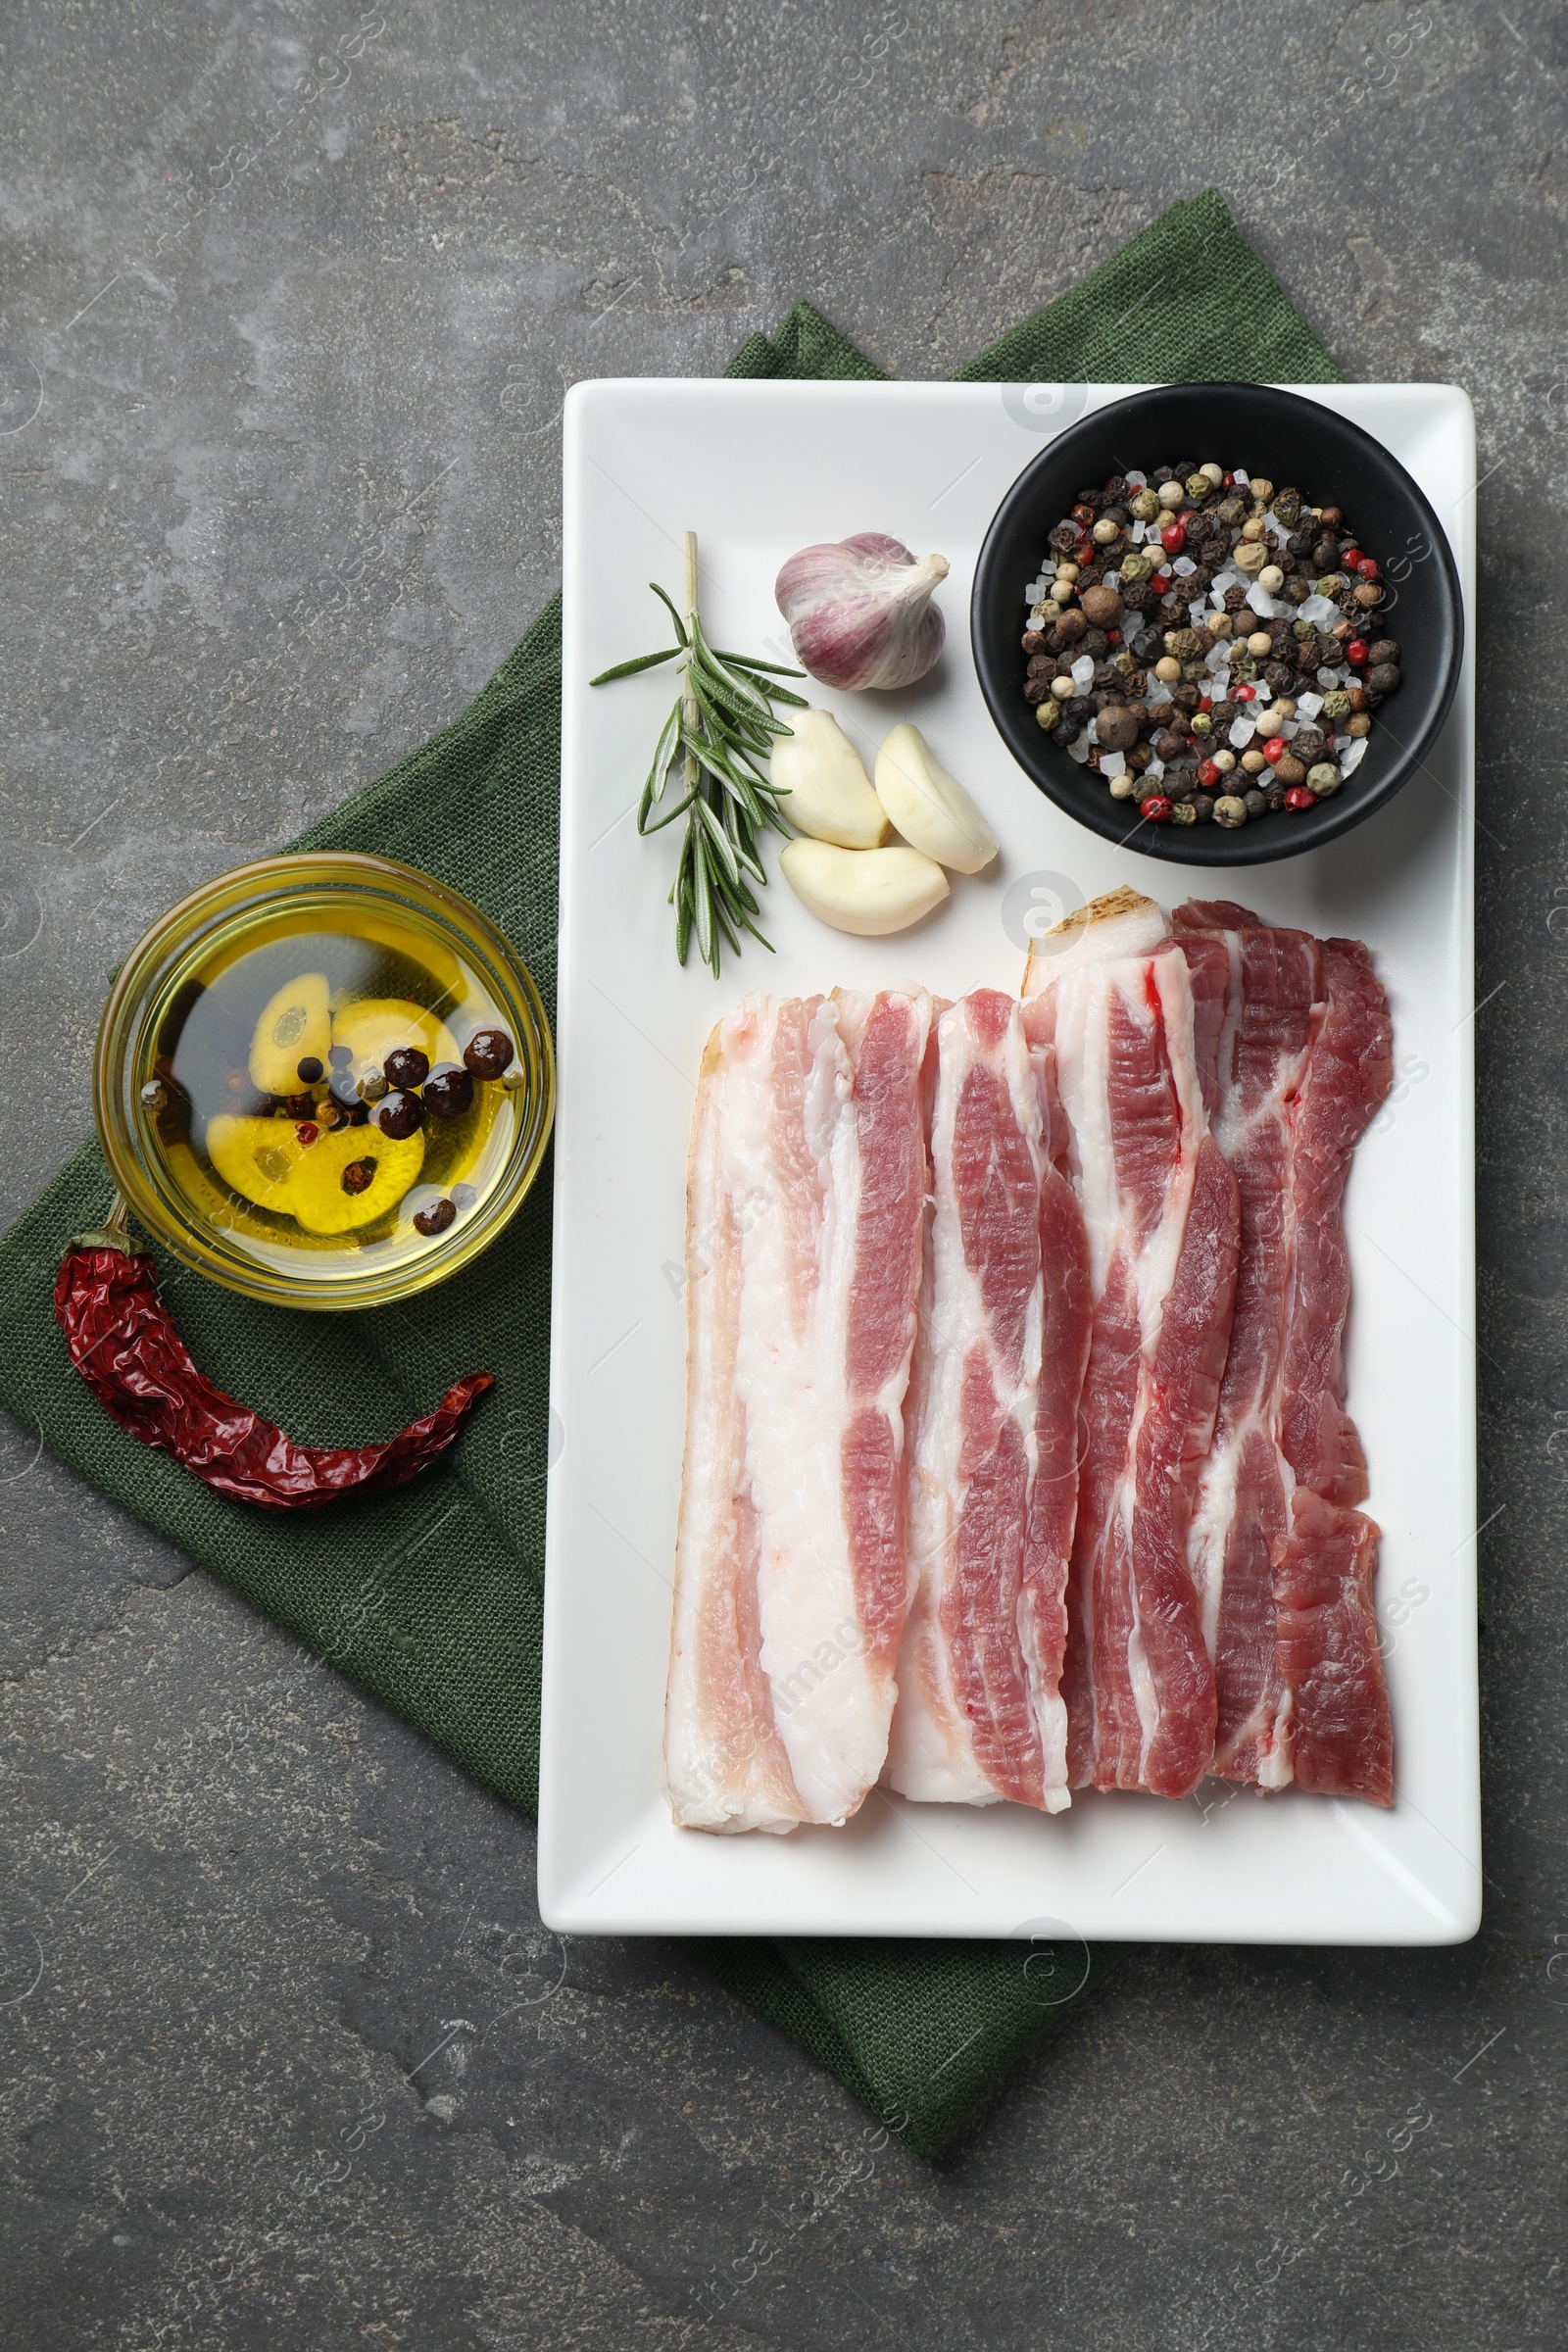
[1258,564,1285,593]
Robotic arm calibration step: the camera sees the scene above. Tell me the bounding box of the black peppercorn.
[1367,637,1399,666]
[1081,626,1109,660]
[285,1091,315,1120]
[1024,678,1051,705]
[1267,785,1287,813]
[414,1197,458,1237]
[383,1045,430,1092]
[1366,662,1401,696]
[1263,661,1294,692]
[1051,720,1078,748]
[1021,629,1046,655]
[375,1090,424,1140]
[1193,794,1215,822]
[1244,789,1268,819]
[1055,610,1087,646]
[296,1055,324,1085]
[341,1157,376,1197]
[1049,522,1079,554]
[327,1044,354,1069]
[422,1063,475,1121]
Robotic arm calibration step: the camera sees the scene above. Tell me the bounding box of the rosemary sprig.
[589,530,806,975]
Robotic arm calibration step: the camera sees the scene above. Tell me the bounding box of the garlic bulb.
[873,724,999,874]
[779,839,949,936]
[770,710,889,850]
[774,532,949,692]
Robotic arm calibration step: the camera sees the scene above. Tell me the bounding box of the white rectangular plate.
[540,379,1478,1944]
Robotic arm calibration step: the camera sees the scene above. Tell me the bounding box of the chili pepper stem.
[68,1189,134,1257]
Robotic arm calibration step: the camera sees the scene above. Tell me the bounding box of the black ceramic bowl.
[969,383,1463,866]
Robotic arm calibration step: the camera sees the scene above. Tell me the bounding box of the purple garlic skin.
[774,531,949,692]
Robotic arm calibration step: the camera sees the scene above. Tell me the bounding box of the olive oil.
[140,902,523,1284]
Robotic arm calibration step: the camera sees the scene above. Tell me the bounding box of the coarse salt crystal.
[1129,519,1147,544]
[1067,730,1091,763]
[1232,469,1250,488]
[1297,690,1324,717]
[1144,674,1172,707]
[1086,717,1099,744]
[1100,749,1126,778]
[1341,737,1367,776]
[1280,720,1299,737]
[1316,666,1340,690]
[1228,717,1255,748]
[1301,595,1339,627]
[1212,568,1244,595]
[1265,510,1290,541]
[1071,654,1096,687]
[1126,469,1147,487]
[1333,732,1352,754]
[1246,583,1276,617]
[1103,571,1122,591]
[1026,582,1044,602]
[1205,644,1230,672]
[1172,555,1197,576]
[1146,754,1165,779]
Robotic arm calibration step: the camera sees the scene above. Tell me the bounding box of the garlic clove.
[774,533,949,692]
[873,723,1000,874]
[769,709,890,850]
[778,838,950,937]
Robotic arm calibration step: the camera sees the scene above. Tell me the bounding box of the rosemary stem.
[682,528,700,798]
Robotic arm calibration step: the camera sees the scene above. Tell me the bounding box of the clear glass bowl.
[94,852,555,1310]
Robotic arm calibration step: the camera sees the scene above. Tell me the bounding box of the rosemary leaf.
[589,644,682,686]
[649,582,689,645]
[710,649,805,678]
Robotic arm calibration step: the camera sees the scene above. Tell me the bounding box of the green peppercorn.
[1181,661,1208,684]
[1035,698,1061,730]
[1292,617,1316,641]
[1321,689,1351,719]
[1170,800,1198,826]
[1130,488,1161,521]
[1190,711,1213,736]
[1307,761,1343,797]
[1121,552,1153,582]
[1315,574,1345,599]
[1171,627,1202,661]
[1212,793,1249,829]
[1273,493,1301,527]
[1184,471,1209,501]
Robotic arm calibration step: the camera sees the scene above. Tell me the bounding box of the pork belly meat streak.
[1024,891,1241,1799]
[1174,901,1395,1806]
[665,989,931,1833]
[885,990,1092,1813]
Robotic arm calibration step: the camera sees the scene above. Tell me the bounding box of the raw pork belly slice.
[1174,901,1395,1806]
[665,988,931,1832]
[885,990,1091,1812]
[1025,890,1240,1799]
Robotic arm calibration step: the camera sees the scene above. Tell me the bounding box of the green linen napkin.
[0,188,1339,2162]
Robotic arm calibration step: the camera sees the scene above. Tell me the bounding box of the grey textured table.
[2,6,1564,2347]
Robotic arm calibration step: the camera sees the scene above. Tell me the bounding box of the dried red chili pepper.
[54,1204,493,1511]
